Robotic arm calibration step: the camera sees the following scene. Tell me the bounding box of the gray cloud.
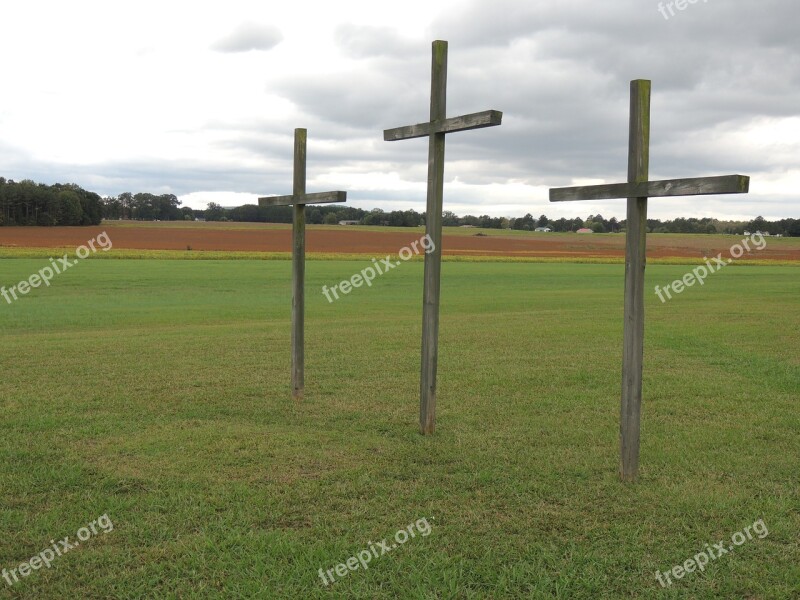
[271,56,430,132]
[334,24,419,59]
[212,23,283,53]
[6,1,799,220]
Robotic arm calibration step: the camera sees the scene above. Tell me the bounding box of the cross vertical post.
[420,41,448,435]
[549,79,750,481]
[259,128,347,401]
[621,80,650,482]
[384,40,503,434]
[291,129,307,400]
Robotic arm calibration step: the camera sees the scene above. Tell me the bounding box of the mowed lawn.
[0,258,797,599]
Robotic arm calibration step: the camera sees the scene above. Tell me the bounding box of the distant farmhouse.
[534,226,552,232]
[577,228,594,234]
[338,220,359,226]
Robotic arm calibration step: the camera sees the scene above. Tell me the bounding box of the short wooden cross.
[550,80,750,482]
[384,40,503,435]
[259,128,347,400]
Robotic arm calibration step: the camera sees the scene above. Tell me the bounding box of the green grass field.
[0,257,797,598]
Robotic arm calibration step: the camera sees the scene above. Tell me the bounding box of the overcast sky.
[1,0,798,220]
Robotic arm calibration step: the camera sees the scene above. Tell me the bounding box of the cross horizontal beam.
[258,191,347,207]
[549,174,749,202]
[384,110,503,141]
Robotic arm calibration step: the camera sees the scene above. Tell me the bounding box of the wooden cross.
[549,80,750,482]
[259,128,347,400]
[384,40,502,435]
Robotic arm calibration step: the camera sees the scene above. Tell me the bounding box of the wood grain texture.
[384,110,502,141]
[549,175,750,202]
[419,40,448,435]
[291,129,307,401]
[619,79,650,483]
[258,191,347,207]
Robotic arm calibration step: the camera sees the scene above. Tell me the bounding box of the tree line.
[101,192,194,222]
[0,178,103,226]
[2,177,797,236]
[206,204,800,236]
[511,213,800,236]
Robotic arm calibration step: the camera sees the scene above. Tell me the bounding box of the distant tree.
[308,208,323,224]
[748,215,767,233]
[403,209,423,226]
[118,192,133,219]
[323,213,338,225]
[0,179,102,226]
[513,213,535,230]
[205,202,225,221]
[478,214,502,229]
[362,209,386,226]
[58,190,83,225]
[387,211,405,227]
[78,190,103,225]
[551,217,569,232]
[228,204,261,222]
[102,196,122,220]
[260,205,292,223]
[782,218,800,236]
[442,210,459,227]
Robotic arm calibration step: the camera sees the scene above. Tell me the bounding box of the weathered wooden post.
[550,80,750,482]
[384,40,503,435]
[259,128,347,400]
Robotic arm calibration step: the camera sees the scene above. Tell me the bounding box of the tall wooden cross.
[259,128,347,400]
[384,40,502,435]
[550,80,750,482]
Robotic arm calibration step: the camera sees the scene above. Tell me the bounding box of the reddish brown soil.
[1,225,798,261]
